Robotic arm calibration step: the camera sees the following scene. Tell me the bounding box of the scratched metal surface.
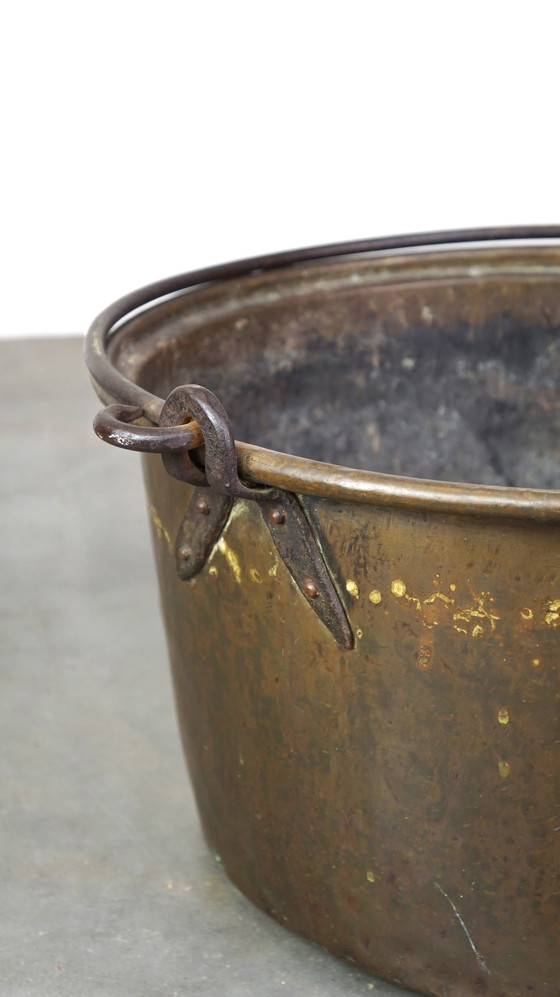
[144,458,560,997]
[0,338,411,997]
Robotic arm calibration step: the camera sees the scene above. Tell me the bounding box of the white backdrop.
[2,0,559,338]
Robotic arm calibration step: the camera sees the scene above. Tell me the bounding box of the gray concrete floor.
[1,338,415,997]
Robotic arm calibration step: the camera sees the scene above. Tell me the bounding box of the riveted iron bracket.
[259,493,354,650]
[153,384,354,650]
[176,488,353,650]
[175,488,234,581]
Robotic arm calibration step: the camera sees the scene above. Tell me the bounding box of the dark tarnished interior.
[111,248,560,490]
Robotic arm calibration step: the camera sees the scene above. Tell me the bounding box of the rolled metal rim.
[85,225,560,521]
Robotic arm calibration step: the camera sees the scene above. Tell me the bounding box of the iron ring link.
[159,384,276,500]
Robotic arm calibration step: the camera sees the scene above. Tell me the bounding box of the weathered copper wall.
[143,452,559,997]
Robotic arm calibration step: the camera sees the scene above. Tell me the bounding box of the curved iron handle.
[89,228,560,522]
[86,226,560,428]
[93,403,204,453]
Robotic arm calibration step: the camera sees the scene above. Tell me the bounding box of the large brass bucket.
[86,229,560,997]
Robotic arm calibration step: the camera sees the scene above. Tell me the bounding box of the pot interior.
[111,248,560,489]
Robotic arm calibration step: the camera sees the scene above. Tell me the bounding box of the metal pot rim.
[85,226,560,521]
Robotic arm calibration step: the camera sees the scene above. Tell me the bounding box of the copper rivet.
[303,578,318,599]
[195,498,210,515]
[179,546,191,559]
[269,507,286,525]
